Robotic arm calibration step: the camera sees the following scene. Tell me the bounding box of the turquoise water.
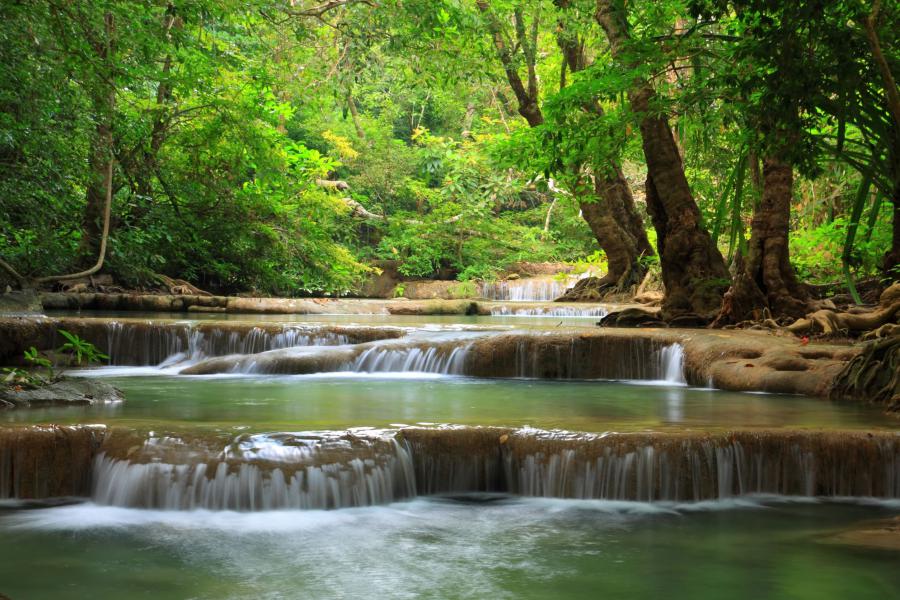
[0,496,898,599]
[2,374,892,433]
[3,312,898,598]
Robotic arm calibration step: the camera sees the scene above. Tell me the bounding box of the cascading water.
[348,344,471,375]
[91,436,417,511]
[656,343,686,384]
[489,305,609,318]
[4,426,898,509]
[67,428,900,510]
[105,321,351,366]
[481,279,572,302]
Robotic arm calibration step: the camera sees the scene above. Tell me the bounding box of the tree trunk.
[79,12,116,265]
[81,119,112,260]
[596,0,728,319]
[346,90,365,140]
[717,158,809,323]
[549,0,653,291]
[578,179,644,291]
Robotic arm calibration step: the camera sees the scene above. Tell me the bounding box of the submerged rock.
[826,516,900,552]
[0,377,123,409]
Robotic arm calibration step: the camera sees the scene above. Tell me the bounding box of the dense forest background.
[1,1,897,317]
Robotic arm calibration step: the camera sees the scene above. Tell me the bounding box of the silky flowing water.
[1,497,898,599]
[2,310,899,598]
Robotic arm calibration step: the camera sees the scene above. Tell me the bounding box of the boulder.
[0,377,123,409]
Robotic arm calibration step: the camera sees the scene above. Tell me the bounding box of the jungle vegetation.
[1,0,897,321]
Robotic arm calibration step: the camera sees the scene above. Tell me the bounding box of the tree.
[475,0,653,295]
[595,0,730,320]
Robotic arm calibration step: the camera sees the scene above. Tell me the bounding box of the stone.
[0,377,123,409]
[0,290,41,314]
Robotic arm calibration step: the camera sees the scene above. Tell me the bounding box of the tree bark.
[477,0,654,296]
[554,0,654,280]
[595,0,728,319]
[717,158,810,323]
[79,12,116,265]
[346,90,365,140]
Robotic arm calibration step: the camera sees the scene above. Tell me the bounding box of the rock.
[0,377,123,409]
[0,290,41,314]
[599,307,665,328]
[825,516,900,552]
[667,313,710,328]
[681,332,856,397]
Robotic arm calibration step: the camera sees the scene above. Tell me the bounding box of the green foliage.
[791,207,893,284]
[449,280,478,299]
[57,330,109,366]
[0,0,894,299]
[3,347,56,389]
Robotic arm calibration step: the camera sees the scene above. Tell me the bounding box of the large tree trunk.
[475,0,650,295]
[717,158,810,323]
[596,1,728,319]
[547,0,653,293]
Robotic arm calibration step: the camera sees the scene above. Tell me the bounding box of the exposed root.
[830,331,900,412]
[153,274,212,297]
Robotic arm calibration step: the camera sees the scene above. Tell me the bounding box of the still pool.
[1,374,893,434]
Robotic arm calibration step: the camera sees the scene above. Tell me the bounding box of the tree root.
[830,331,900,411]
[786,300,899,336]
[719,283,900,338]
[153,274,212,297]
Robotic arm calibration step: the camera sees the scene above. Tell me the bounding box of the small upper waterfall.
[657,344,686,384]
[489,305,609,318]
[481,278,572,302]
[179,332,687,382]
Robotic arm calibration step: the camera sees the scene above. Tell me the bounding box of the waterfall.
[182,332,686,381]
[105,322,350,366]
[3,426,898,509]
[480,279,571,302]
[348,344,471,375]
[489,305,609,318]
[91,433,417,511]
[405,429,900,502]
[657,344,686,384]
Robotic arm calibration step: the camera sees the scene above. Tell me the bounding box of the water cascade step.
[0,317,405,365]
[489,305,609,318]
[0,425,106,499]
[3,426,897,508]
[181,332,687,382]
[480,279,573,302]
